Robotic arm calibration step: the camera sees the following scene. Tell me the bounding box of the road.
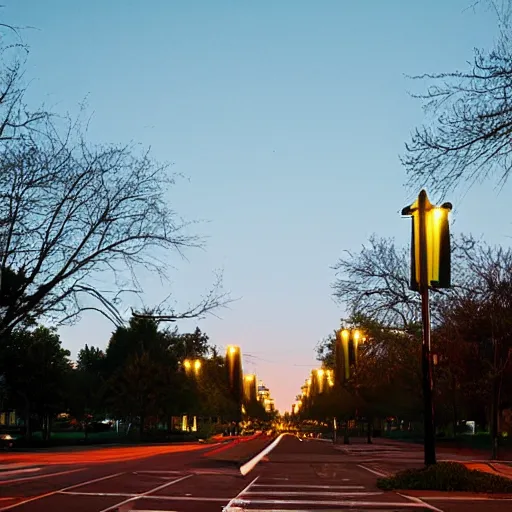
[1,436,511,511]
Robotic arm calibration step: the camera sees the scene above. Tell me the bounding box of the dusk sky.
[7,0,510,412]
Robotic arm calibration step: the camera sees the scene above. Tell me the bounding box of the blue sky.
[6,0,509,412]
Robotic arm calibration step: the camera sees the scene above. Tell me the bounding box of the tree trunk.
[139,414,145,440]
[24,402,31,442]
[452,374,458,438]
[491,339,499,460]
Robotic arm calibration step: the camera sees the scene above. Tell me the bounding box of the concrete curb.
[239,433,285,476]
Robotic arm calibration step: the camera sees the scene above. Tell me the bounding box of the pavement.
[1,434,511,511]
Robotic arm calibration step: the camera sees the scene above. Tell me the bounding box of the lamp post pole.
[418,191,436,466]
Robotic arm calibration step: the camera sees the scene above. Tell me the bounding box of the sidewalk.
[372,436,512,461]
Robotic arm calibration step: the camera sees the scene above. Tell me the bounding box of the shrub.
[377,462,512,493]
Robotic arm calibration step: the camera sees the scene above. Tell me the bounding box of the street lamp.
[244,374,257,402]
[334,327,368,444]
[226,345,243,429]
[402,190,452,466]
[183,359,202,376]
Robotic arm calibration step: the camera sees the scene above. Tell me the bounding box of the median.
[204,432,274,463]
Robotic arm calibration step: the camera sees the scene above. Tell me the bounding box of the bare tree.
[440,237,512,457]
[402,1,512,194]
[0,21,47,140]
[332,235,421,328]
[0,118,230,337]
[131,270,233,323]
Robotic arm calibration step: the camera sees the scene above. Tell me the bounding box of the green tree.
[0,326,71,440]
[67,345,107,438]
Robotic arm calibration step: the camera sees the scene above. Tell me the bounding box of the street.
[1,435,511,511]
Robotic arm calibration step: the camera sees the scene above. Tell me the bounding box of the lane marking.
[252,484,364,489]
[133,470,184,475]
[0,468,85,485]
[245,491,382,497]
[0,471,125,511]
[98,473,193,512]
[357,463,388,477]
[399,493,444,512]
[0,468,41,478]
[62,492,233,502]
[223,475,259,510]
[230,498,440,507]
[240,434,285,475]
[418,495,512,501]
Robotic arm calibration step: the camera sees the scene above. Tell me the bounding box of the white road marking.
[357,463,389,477]
[0,468,85,485]
[418,495,512,501]
[244,490,382,497]
[399,493,444,512]
[0,471,125,511]
[0,468,41,478]
[133,470,184,475]
[62,492,231,502]
[223,475,259,511]
[230,498,440,507]
[98,473,193,512]
[239,434,285,476]
[252,484,364,489]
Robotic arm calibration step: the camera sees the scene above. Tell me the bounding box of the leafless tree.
[440,237,512,457]
[332,235,422,328]
[0,19,231,336]
[402,1,512,195]
[131,270,232,323]
[0,117,231,337]
[0,21,47,141]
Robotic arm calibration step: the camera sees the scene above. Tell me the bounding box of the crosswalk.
[222,474,427,511]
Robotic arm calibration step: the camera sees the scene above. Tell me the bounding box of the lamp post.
[183,358,202,377]
[181,359,202,431]
[402,190,452,466]
[226,345,243,433]
[335,328,369,444]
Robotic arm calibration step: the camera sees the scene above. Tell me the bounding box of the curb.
[239,433,285,476]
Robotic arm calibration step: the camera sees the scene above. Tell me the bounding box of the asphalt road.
[1,436,511,511]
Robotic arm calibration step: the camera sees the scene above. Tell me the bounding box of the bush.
[377,462,512,493]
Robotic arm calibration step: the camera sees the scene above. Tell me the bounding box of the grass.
[377,462,512,493]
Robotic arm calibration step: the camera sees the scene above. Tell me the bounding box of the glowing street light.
[226,345,243,424]
[183,359,202,376]
[402,190,452,466]
[335,328,366,384]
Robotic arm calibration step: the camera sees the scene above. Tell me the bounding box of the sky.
[5,0,510,412]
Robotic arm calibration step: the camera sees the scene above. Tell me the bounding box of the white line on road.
[230,498,441,508]
[0,468,41,478]
[399,493,444,512]
[0,471,125,511]
[62,492,231,502]
[132,470,184,475]
[357,463,389,477]
[252,484,364,489]
[418,495,512,501]
[245,491,383,497]
[223,475,259,511]
[0,468,85,485]
[240,434,285,475]
[98,473,193,512]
